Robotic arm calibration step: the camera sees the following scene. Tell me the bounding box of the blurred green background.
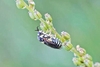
[0,0,100,67]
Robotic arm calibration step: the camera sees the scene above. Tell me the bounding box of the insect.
[35,27,62,49]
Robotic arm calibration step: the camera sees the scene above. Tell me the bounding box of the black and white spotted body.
[35,27,62,49]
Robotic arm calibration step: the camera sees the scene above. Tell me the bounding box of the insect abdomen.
[36,27,62,49]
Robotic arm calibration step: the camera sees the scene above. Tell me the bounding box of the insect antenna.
[35,26,39,31]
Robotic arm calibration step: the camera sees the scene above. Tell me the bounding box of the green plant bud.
[28,11,37,20]
[84,59,93,67]
[34,10,42,20]
[72,57,82,66]
[82,54,92,61]
[94,62,100,67]
[16,0,26,9]
[45,13,52,22]
[40,23,48,32]
[28,0,35,9]
[63,41,73,51]
[61,31,70,40]
[76,45,86,56]
[78,57,84,63]
[46,21,53,27]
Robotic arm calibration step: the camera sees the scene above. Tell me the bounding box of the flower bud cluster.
[72,45,93,67]
[61,31,72,51]
[16,0,42,20]
[76,45,86,56]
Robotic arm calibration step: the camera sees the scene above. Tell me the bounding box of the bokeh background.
[0,0,100,67]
